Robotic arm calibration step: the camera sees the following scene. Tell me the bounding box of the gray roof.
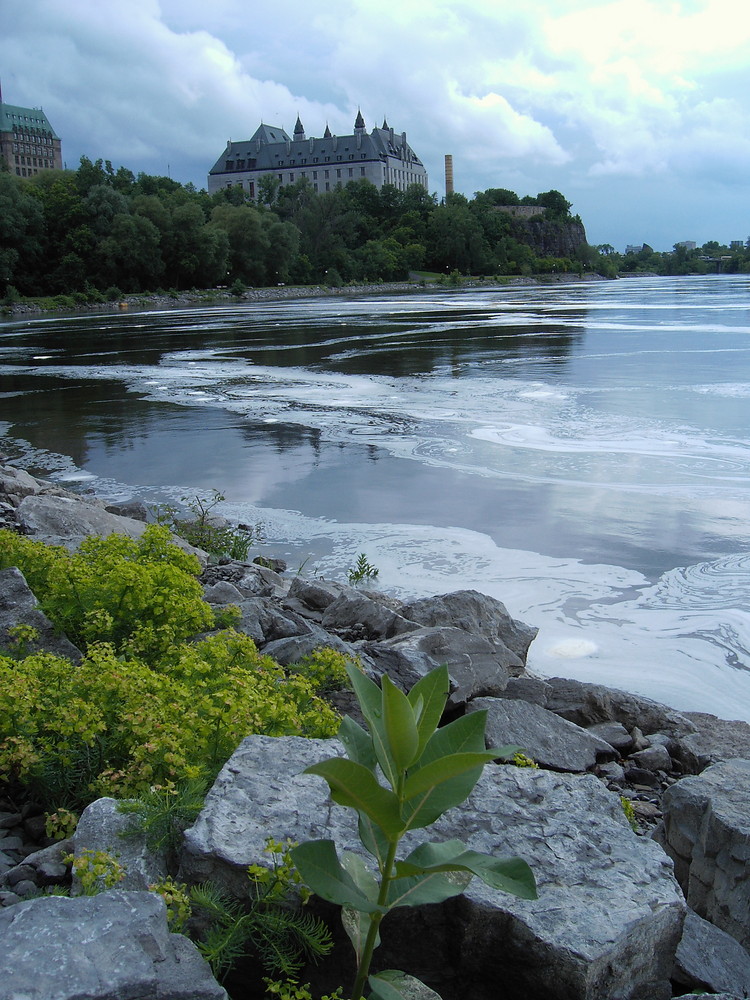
[209,119,424,177]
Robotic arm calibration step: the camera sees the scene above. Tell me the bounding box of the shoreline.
[3,271,606,319]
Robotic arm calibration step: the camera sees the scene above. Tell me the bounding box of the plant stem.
[350,836,400,1000]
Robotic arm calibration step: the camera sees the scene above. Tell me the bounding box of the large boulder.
[469,697,616,772]
[72,797,168,891]
[321,590,416,640]
[0,567,82,661]
[544,677,698,738]
[180,735,685,1000]
[660,758,750,950]
[0,890,227,999]
[16,495,207,564]
[364,626,513,708]
[673,712,750,773]
[401,589,537,664]
[673,910,750,997]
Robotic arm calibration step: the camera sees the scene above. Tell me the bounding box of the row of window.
[11,142,49,156]
[11,130,53,143]
[15,166,40,177]
[14,154,53,169]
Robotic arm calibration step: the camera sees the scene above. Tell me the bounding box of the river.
[2,274,750,721]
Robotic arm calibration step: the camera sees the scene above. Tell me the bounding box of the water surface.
[3,275,750,720]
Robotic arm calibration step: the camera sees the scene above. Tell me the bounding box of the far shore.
[3,271,607,319]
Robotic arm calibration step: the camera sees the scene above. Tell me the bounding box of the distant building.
[0,97,62,177]
[730,240,744,250]
[675,241,696,251]
[208,111,428,198]
[625,244,645,254]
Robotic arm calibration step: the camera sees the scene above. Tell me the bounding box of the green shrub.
[0,525,214,663]
[0,631,340,809]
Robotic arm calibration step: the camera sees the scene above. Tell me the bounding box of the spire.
[354,107,366,133]
[382,116,389,130]
[294,114,305,140]
[323,122,332,138]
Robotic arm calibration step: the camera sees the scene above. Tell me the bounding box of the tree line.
[595,241,750,275]
[0,155,597,299]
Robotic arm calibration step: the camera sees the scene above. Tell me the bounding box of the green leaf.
[417,709,489,768]
[358,811,391,869]
[341,852,381,962]
[338,715,377,772]
[304,758,403,840]
[395,840,538,900]
[346,664,398,788]
[400,752,497,831]
[403,751,498,800]
[406,664,450,760]
[368,971,435,1000]
[381,674,419,771]
[385,868,471,908]
[289,840,382,913]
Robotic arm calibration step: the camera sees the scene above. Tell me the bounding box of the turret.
[354,108,366,134]
[294,115,305,141]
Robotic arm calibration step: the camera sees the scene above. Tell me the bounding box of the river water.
[2,274,750,721]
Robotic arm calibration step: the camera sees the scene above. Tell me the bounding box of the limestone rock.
[0,567,82,661]
[364,626,512,708]
[673,712,750,773]
[544,677,698,738]
[660,758,750,950]
[181,735,685,1000]
[469,697,616,772]
[586,721,634,754]
[287,576,346,610]
[72,797,167,892]
[0,466,42,500]
[673,910,750,997]
[16,494,207,564]
[321,590,416,640]
[0,891,227,999]
[401,589,537,663]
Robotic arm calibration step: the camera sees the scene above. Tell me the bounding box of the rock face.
[0,566,82,661]
[72,797,168,891]
[181,735,685,1000]
[469,697,616,772]
[660,758,750,950]
[0,890,228,1000]
[673,910,750,997]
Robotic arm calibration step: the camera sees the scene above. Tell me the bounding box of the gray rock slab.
[73,797,167,892]
[630,745,672,772]
[181,735,685,1000]
[498,675,552,705]
[400,589,538,663]
[544,677,698,738]
[287,576,347,610]
[674,910,750,996]
[0,891,227,999]
[673,712,750,773]
[469,697,617,772]
[661,758,750,950]
[262,625,357,665]
[321,590,417,640]
[364,625,512,708]
[587,721,634,754]
[0,466,42,500]
[0,566,82,661]
[16,494,207,564]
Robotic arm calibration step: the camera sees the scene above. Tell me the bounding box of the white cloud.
[4,0,750,246]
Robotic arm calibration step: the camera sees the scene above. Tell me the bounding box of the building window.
[278,174,283,181]
[348,168,353,177]
[313,183,318,192]
[336,168,341,177]
[248,182,255,199]
[312,170,317,179]
[289,173,294,181]
[324,169,329,178]
[360,167,365,175]
[325,182,329,191]
[225,161,233,170]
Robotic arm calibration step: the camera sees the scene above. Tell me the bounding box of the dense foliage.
[0,155,593,297]
[595,240,750,275]
[0,526,344,810]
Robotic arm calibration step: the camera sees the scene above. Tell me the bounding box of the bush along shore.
[1,462,750,1000]
[1,271,605,319]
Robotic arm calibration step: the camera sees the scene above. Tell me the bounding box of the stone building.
[0,99,63,177]
[208,111,428,198]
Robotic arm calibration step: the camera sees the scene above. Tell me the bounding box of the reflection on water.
[3,275,750,720]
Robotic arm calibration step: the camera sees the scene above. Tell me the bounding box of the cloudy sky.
[4,0,750,250]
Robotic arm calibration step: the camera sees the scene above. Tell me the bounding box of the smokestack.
[444,154,454,196]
